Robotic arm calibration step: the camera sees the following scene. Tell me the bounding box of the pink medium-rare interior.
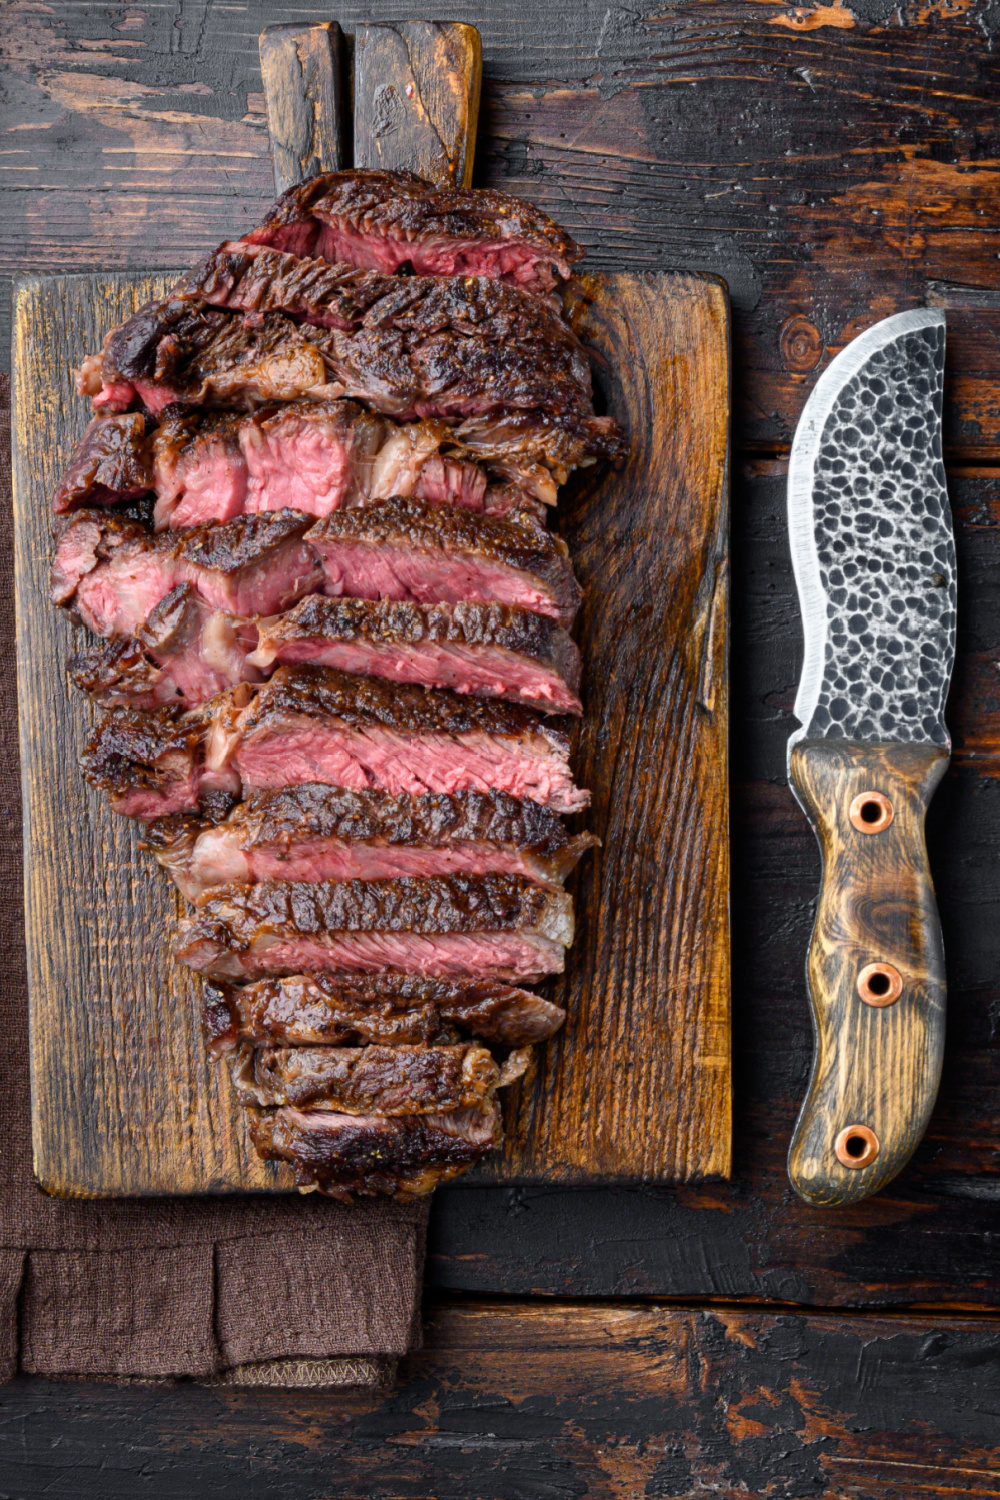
[258,636,581,714]
[184,927,566,983]
[187,828,561,893]
[233,722,588,813]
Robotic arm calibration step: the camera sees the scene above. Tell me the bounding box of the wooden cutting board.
[12,267,730,1196]
[12,20,731,1196]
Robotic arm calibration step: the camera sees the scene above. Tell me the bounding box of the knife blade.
[786,307,956,1206]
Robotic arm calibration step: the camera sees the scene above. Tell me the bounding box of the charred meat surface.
[219,664,589,813]
[80,701,240,820]
[308,494,581,626]
[53,413,153,513]
[69,584,261,709]
[202,973,566,1056]
[231,1042,499,1114]
[178,242,583,347]
[173,873,574,982]
[87,303,602,437]
[250,595,582,714]
[144,783,596,900]
[51,507,323,635]
[248,1101,501,1198]
[246,170,582,294]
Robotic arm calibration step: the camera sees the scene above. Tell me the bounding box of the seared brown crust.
[53,413,153,512]
[247,1100,501,1198]
[176,245,395,329]
[171,507,314,574]
[80,702,205,797]
[306,494,582,625]
[70,636,158,705]
[205,785,578,859]
[202,973,565,1053]
[178,244,582,350]
[185,873,572,940]
[253,595,582,711]
[235,1043,499,1112]
[103,299,228,387]
[238,663,572,751]
[247,169,582,275]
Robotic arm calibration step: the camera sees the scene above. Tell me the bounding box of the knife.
[786,308,956,1206]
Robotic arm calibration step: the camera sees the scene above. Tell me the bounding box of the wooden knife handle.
[787,739,949,1206]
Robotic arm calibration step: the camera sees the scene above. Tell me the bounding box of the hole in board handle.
[849,791,894,834]
[834,1124,879,1169]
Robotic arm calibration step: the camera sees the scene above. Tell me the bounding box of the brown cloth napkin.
[0,375,429,1386]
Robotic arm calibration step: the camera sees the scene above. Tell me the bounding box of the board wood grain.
[258,22,345,195]
[13,266,730,1195]
[353,22,481,187]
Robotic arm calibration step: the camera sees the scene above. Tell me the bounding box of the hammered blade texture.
[805,321,954,745]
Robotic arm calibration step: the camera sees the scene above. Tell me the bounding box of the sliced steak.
[179,242,582,348]
[151,400,486,529]
[51,508,322,635]
[80,702,240,820]
[231,1042,499,1113]
[53,413,153,513]
[173,873,574,982]
[69,585,261,710]
[202,973,566,1056]
[246,169,582,294]
[308,494,581,626]
[144,784,596,900]
[248,1102,500,1198]
[215,665,589,813]
[88,303,596,432]
[249,595,582,714]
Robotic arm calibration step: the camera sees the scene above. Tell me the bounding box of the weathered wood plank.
[13,267,731,1195]
[2,1301,1000,1497]
[353,22,482,187]
[3,3,1000,454]
[258,22,345,195]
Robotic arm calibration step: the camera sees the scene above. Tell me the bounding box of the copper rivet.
[834,1124,879,1169]
[857,962,903,1007]
[849,790,894,834]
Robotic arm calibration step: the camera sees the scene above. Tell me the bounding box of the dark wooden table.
[4,3,1000,1494]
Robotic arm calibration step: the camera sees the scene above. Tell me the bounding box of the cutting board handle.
[259,20,482,193]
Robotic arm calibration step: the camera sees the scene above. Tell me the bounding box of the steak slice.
[89,304,597,431]
[202,973,566,1055]
[151,400,486,529]
[246,170,582,295]
[53,413,153,513]
[80,702,240,820]
[249,595,582,715]
[69,585,261,709]
[144,784,596,900]
[230,1042,499,1113]
[51,508,322,635]
[173,873,574,982]
[308,494,581,626]
[248,1102,501,1198]
[179,242,583,349]
[216,665,588,813]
